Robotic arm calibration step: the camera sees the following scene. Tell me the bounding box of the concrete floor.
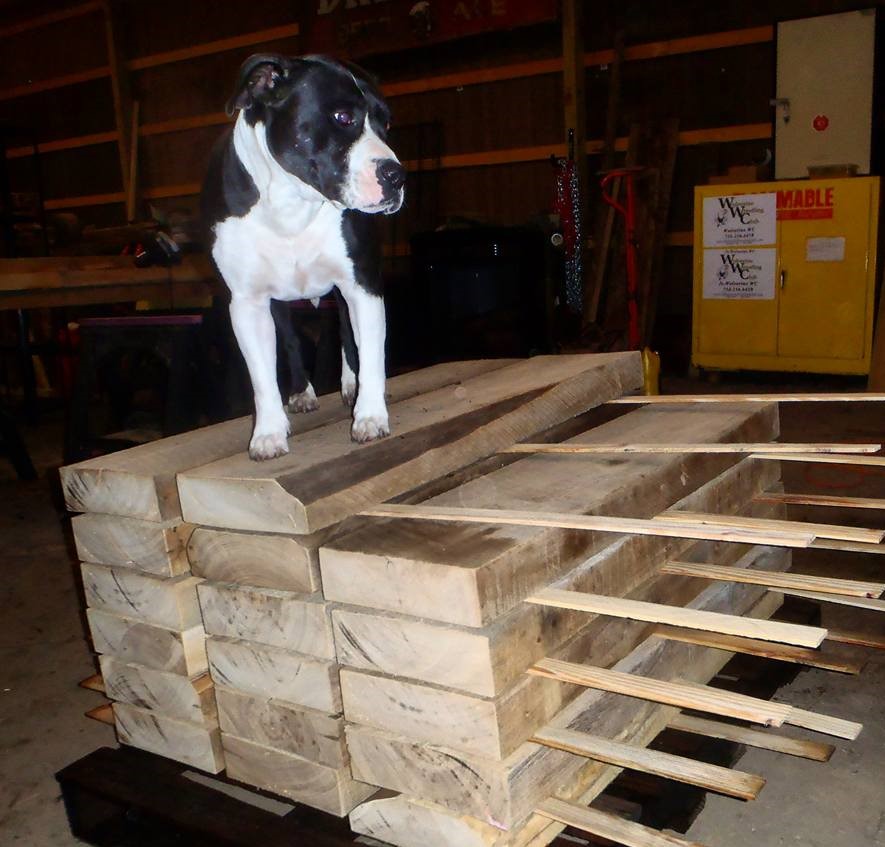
[0,378,883,847]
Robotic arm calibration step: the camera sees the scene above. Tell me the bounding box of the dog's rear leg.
[230,296,291,460]
[271,300,319,413]
[335,289,359,408]
[346,287,388,443]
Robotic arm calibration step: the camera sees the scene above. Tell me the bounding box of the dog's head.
[227,53,405,215]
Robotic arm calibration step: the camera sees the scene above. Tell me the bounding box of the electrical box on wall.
[775,9,876,179]
[692,178,880,375]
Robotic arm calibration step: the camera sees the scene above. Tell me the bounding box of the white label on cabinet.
[703,193,777,247]
[805,236,846,262]
[703,248,777,300]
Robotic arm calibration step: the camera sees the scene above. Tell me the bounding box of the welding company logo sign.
[777,186,835,220]
[702,193,776,247]
[703,248,776,300]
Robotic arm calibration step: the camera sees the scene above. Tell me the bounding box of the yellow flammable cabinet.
[692,176,879,374]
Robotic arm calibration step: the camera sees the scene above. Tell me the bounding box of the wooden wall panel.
[138,126,225,190]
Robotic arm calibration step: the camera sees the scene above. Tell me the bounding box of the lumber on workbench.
[666,714,834,761]
[60,359,514,521]
[176,353,643,534]
[654,511,884,544]
[536,797,705,846]
[72,513,193,576]
[610,393,885,403]
[654,627,864,674]
[323,404,781,628]
[503,442,879,454]
[771,588,885,612]
[362,503,816,548]
[756,492,885,510]
[532,727,764,799]
[660,560,885,598]
[526,588,826,647]
[527,659,793,726]
[86,608,207,677]
[752,452,885,467]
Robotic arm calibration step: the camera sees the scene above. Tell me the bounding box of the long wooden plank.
[527,588,826,648]
[667,714,835,761]
[323,405,781,628]
[785,707,862,740]
[0,1,101,39]
[611,393,885,403]
[527,659,792,726]
[177,353,643,534]
[827,628,885,650]
[654,626,864,674]
[772,588,885,612]
[756,492,885,510]
[660,560,885,598]
[753,452,885,467]
[536,798,705,847]
[504,442,879,455]
[655,511,884,544]
[61,359,513,521]
[364,503,816,548]
[532,727,764,800]
[809,538,885,555]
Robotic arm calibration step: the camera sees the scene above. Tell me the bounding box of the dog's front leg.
[230,296,291,460]
[346,288,388,443]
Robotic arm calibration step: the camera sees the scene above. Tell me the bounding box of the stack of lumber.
[63,353,644,818]
[71,510,223,773]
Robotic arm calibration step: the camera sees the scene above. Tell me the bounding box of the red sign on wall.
[776,186,835,220]
[304,0,558,59]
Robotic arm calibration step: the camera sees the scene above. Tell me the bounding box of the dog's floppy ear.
[226,54,295,117]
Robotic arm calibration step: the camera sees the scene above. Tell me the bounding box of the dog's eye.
[334,111,355,127]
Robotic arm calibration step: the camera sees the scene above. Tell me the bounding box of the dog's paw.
[351,415,389,443]
[288,385,319,413]
[341,382,357,408]
[249,430,290,461]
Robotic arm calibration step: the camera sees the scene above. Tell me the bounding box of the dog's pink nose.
[377,159,406,190]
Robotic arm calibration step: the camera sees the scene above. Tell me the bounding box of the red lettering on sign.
[775,185,836,219]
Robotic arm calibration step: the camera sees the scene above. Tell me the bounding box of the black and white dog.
[202,54,405,460]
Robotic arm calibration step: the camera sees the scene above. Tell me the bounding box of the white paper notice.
[703,248,777,300]
[806,236,846,262]
[703,193,777,247]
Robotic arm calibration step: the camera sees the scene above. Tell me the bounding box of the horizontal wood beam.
[527,588,827,647]
[362,503,817,548]
[660,560,885,598]
[0,66,110,103]
[756,492,885,510]
[532,726,765,800]
[654,626,864,674]
[666,714,834,761]
[772,588,885,613]
[753,452,885,468]
[0,2,101,39]
[503,442,880,455]
[827,628,885,650]
[611,393,885,403]
[6,131,119,160]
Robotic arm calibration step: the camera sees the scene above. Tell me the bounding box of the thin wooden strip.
[536,797,706,847]
[810,538,885,555]
[532,727,764,800]
[827,628,885,650]
[661,560,885,598]
[772,588,885,612]
[527,588,826,648]
[6,130,119,160]
[610,393,885,403]
[655,511,884,544]
[79,674,106,693]
[752,452,885,467]
[0,66,111,102]
[786,707,862,740]
[655,626,864,674]
[667,714,834,762]
[0,1,101,39]
[527,659,792,726]
[362,504,816,548]
[503,442,880,455]
[756,492,885,510]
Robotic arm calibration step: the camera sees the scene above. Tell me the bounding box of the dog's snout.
[377,159,406,190]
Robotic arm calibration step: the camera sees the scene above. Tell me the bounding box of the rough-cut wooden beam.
[753,452,885,468]
[527,588,826,648]
[503,442,880,455]
[827,628,885,650]
[536,798,706,847]
[772,588,885,612]
[527,659,793,726]
[364,503,817,548]
[532,727,765,800]
[661,560,885,598]
[101,0,133,203]
[756,492,885,510]
[654,510,883,544]
[611,393,885,403]
[654,626,864,674]
[667,714,834,761]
